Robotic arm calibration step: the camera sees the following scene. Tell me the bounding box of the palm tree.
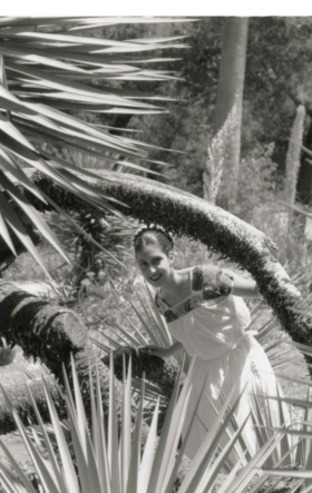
[0,16,188,274]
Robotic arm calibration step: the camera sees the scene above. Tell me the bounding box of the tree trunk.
[213,17,249,206]
[0,283,176,431]
[297,114,312,204]
[284,105,306,236]
[0,284,120,424]
[203,105,237,204]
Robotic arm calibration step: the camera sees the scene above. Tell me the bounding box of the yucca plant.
[0,353,297,493]
[0,16,189,274]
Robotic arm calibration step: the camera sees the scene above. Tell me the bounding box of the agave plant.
[0,16,189,274]
[0,352,298,493]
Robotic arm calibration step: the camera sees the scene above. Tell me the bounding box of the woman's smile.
[149,273,162,282]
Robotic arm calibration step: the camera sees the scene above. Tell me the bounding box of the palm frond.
[0,17,189,270]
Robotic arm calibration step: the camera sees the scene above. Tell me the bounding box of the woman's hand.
[139,341,183,359]
[138,345,171,358]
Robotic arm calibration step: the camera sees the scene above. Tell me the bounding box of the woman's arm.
[139,341,184,358]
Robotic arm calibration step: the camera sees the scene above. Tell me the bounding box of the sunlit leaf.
[0,190,52,278]
[0,16,186,273]
[0,169,69,263]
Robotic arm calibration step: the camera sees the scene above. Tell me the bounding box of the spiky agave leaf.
[0,352,291,493]
[0,16,190,270]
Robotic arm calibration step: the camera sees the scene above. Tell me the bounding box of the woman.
[134,224,289,462]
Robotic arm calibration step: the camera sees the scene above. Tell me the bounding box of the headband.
[133,224,174,248]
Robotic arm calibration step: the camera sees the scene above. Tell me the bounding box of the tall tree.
[285,104,306,228]
[203,105,237,204]
[213,17,249,206]
[294,102,312,204]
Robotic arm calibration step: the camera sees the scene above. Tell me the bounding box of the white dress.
[155,264,289,462]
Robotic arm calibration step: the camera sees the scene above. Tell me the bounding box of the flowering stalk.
[285,104,306,228]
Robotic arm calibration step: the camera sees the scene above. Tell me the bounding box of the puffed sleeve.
[192,264,234,300]
[154,291,178,323]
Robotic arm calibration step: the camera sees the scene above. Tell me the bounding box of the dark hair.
[134,225,174,256]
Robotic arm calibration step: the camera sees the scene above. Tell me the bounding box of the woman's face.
[136,244,173,287]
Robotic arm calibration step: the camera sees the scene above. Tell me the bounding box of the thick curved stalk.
[80,171,312,348]
[29,170,312,350]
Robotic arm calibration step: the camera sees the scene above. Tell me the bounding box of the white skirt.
[182,334,290,465]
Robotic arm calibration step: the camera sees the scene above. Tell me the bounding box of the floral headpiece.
[133,224,174,248]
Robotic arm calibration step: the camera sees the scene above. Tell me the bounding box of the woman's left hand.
[138,345,171,358]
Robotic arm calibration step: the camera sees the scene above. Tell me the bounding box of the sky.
[2,1,312,17]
